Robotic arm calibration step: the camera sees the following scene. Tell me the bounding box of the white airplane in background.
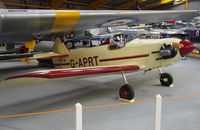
[0,9,198,61]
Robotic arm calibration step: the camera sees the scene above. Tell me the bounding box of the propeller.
[172,40,198,57]
[172,42,184,49]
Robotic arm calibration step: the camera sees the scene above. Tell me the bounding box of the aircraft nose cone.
[179,40,196,57]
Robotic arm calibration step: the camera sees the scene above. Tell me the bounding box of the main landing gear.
[119,71,135,100]
[158,67,173,87]
[118,68,173,101]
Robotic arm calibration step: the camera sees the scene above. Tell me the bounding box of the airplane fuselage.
[53,38,182,71]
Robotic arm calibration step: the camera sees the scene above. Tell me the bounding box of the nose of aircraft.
[173,40,197,57]
[179,40,196,57]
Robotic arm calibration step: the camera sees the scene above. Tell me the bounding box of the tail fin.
[53,37,70,54]
[34,38,70,59]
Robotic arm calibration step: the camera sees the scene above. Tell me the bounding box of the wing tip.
[1,77,49,87]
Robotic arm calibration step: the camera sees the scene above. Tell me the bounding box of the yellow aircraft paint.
[51,11,80,33]
[24,40,36,49]
[20,40,36,64]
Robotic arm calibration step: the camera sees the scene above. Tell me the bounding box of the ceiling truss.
[2,0,187,10]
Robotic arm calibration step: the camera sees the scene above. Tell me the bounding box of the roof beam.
[114,0,146,10]
[3,1,76,10]
[142,0,174,10]
[85,0,112,10]
[3,1,113,10]
[64,0,88,6]
[51,0,65,9]
[3,2,52,9]
[158,0,186,10]
[64,0,113,9]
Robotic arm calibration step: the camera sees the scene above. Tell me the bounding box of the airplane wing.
[0,9,199,42]
[1,64,143,86]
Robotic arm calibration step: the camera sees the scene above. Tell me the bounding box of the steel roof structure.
[0,0,188,10]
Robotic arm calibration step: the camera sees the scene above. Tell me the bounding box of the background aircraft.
[0,9,199,44]
[0,9,199,63]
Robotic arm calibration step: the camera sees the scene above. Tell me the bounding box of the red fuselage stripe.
[99,54,149,62]
[6,65,140,80]
[54,54,149,66]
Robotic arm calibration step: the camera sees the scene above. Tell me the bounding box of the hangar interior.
[1,0,198,10]
[0,0,200,130]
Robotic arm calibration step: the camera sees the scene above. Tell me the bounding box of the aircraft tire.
[65,33,69,39]
[68,32,75,39]
[160,73,173,86]
[65,41,75,49]
[82,41,89,45]
[119,84,134,100]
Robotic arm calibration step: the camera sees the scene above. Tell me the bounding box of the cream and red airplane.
[0,9,200,100]
[2,37,198,100]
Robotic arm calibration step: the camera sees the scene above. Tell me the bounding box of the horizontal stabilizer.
[34,52,68,59]
[0,52,38,60]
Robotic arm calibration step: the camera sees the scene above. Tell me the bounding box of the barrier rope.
[0,94,199,119]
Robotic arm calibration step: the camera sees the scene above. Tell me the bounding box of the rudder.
[33,37,70,59]
[53,37,70,54]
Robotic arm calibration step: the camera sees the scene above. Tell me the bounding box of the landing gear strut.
[119,71,135,100]
[158,67,173,87]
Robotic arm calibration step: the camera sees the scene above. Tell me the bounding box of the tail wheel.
[160,73,173,86]
[119,84,134,100]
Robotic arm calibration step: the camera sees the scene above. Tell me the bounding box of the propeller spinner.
[172,41,198,57]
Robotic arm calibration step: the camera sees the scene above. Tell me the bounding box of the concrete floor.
[0,57,199,130]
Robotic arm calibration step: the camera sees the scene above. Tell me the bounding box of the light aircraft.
[2,37,198,100]
[169,19,200,40]
[105,25,188,40]
[0,9,200,99]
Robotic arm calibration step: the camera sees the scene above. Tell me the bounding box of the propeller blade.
[192,49,199,54]
[172,42,184,50]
